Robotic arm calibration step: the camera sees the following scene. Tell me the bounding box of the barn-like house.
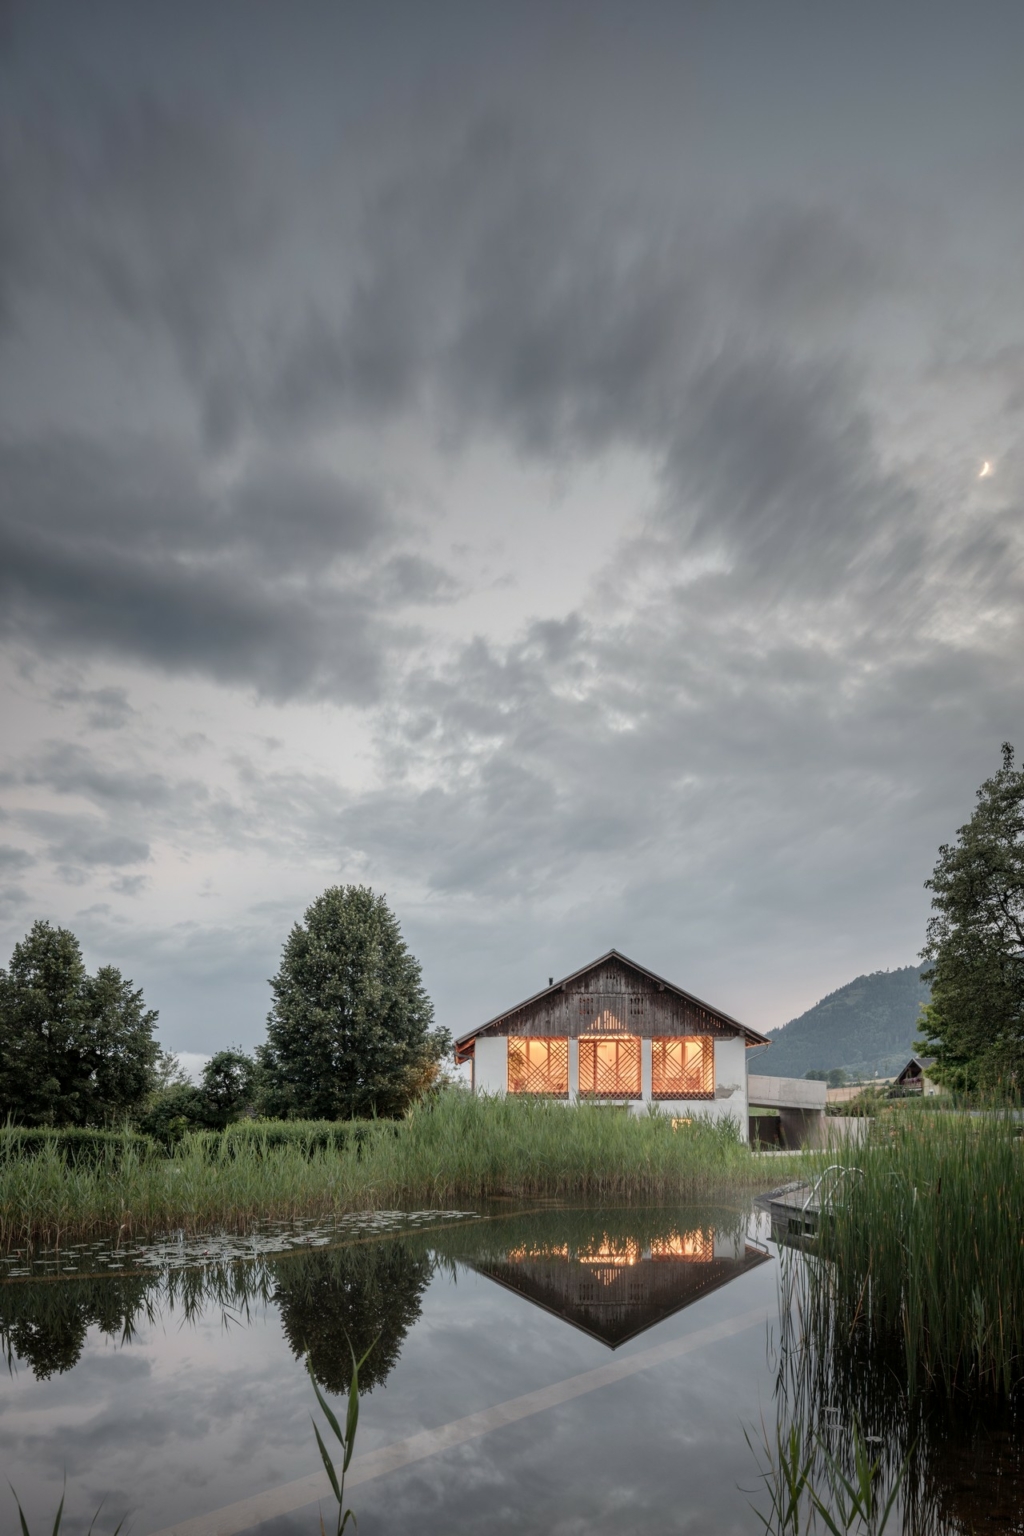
[455,950,769,1139]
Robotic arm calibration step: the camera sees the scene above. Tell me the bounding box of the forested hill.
[751,965,931,1080]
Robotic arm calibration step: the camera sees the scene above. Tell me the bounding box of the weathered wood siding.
[478,957,740,1041]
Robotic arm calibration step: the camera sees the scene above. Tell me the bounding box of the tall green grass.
[807,1107,1024,1397]
[0,1092,781,1246]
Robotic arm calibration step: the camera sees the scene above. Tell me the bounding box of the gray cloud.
[0,843,33,871]
[18,810,151,871]
[51,683,136,730]
[1,5,1023,1052]
[0,95,277,447]
[0,883,28,920]
[0,436,454,702]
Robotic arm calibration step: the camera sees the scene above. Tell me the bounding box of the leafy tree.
[0,921,159,1126]
[257,885,450,1119]
[917,743,1024,1091]
[198,1049,257,1128]
[138,1081,204,1143]
[140,1049,258,1139]
[276,1240,431,1394]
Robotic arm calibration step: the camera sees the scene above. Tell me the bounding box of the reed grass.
[806,1106,1024,1397]
[0,1091,784,1247]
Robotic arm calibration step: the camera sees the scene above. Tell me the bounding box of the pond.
[1,1203,1020,1534]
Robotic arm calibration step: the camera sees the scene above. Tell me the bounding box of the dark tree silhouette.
[274,1239,432,1394]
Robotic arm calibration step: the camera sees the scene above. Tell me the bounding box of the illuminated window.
[507,1037,569,1096]
[649,1229,713,1262]
[578,1035,641,1098]
[652,1036,714,1099]
[578,1236,641,1267]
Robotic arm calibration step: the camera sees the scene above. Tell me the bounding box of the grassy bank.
[0,1091,781,1247]
[808,1107,1024,1397]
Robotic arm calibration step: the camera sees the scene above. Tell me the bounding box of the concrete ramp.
[748,1074,826,1149]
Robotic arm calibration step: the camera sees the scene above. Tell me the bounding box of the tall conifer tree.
[918,743,1024,1090]
[258,886,449,1118]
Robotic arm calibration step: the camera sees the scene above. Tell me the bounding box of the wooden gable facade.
[457,951,767,1114]
[457,950,767,1053]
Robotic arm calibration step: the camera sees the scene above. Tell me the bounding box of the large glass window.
[578,1035,641,1098]
[652,1036,714,1099]
[507,1037,569,1096]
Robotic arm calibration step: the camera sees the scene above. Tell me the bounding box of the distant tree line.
[0,886,451,1130]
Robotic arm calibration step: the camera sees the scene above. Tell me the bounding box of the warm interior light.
[652,1036,713,1098]
[507,1242,571,1262]
[578,1236,641,1267]
[507,1037,569,1095]
[578,1034,641,1097]
[649,1229,713,1262]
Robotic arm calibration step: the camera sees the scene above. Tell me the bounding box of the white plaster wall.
[640,1038,653,1102]
[714,1037,749,1141]
[474,1036,507,1095]
[568,1038,579,1103]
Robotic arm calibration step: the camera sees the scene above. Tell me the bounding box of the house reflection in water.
[467,1224,769,1347]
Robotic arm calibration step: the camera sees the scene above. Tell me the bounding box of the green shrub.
[220,1120,381,1157]
[0,1125,157,1165]
[0,1093,795,1246]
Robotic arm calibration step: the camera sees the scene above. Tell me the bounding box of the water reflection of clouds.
[1,1210,778,1535]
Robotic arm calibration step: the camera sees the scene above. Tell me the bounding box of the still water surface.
[1,1203,1020,1534]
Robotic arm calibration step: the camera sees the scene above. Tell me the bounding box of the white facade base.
[470,1034,750,1142]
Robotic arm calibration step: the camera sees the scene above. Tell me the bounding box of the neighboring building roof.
[894,1054,937,1083]
[454,948,770,1051]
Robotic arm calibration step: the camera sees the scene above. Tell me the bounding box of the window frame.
[507,1036,570,1097]
[578,1033,642,1099]
[651,1035,715,1100]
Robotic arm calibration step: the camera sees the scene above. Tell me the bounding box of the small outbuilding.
[454,949,770,1140]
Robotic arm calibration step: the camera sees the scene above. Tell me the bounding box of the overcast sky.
[1,0,1023,1058]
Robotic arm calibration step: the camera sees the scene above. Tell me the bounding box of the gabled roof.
[895,1054,937,1080]
[466,1243,771,1348]
[455,948,770,1048]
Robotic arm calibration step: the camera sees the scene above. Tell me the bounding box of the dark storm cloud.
[0,90,931,700]
[662,348,917,587]
[0,95,275,446]
[0,436,451,702]
[1,1,1023,1049]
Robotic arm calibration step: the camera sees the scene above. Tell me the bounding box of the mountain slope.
[751,964,930,1080]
